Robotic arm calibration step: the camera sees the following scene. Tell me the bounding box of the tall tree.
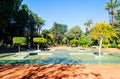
[105,0,120,26]
[0,0,23,46]
[84,19,93,34]
[51,22,68,45]
[114,9,120,36]
[33,14,45,35]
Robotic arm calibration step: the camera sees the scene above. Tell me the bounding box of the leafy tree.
[66,26,82,40]
[51,22,68,45]
[33,14,45,35]
[41,29,53,45]
[105,0,120,26]
[13,37,26,52]
[0,0,45,48]
[0,0,23,46]
[13,4,29,37]
[33,37,47,50]
[89,21,117,44]
[41,29,51,39]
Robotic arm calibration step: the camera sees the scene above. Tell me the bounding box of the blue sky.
[22,0,109,31]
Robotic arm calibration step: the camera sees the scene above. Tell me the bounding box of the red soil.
[0,64,120,79]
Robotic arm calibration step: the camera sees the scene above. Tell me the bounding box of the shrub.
[33,37,47,50]
[118,44,120,48]
[102,44,108,48]
[110,43,117,48]
[79,33,92,47]
[33,37,47,44]
[13,37,26,45]
[117,39,120,44]
[102,38,109,44]
[70,39,78,47]
[71,44,76,47]
[13,37,26,52]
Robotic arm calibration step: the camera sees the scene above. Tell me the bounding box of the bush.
[70,39,78,47]
[102,38,109,44]
[102,44,108,48]
[13,37,26,52]
[13,37,26,45]
[79,33,92,47]
[33,37,47,44]
[71,44,76,47]
[110,43,117,48]
[118,44,120,48]
[82,45,88,47]
[117,39,120,44]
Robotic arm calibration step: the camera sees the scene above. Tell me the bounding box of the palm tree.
[105,0,120,26]
[84,19,93,34]
[36,17,45,35]
[33,14,45,36]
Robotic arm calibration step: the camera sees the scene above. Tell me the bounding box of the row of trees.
[0,0,44,47]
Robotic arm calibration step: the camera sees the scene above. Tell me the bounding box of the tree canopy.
[65,25,82,40]
[89,21,117,42]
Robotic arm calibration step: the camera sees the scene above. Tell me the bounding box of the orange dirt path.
[0,64,120,79]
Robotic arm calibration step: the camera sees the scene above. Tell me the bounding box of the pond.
[0,49,120,64]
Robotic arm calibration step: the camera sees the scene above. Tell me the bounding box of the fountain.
[94,34,108,64]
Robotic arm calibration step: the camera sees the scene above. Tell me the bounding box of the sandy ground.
[0,64,120,79]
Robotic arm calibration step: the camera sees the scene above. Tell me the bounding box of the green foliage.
[117,44,120,48]
[51,22,68,45]
[102,44,109,48]
[0,0,45,46]
[71,44,76,47]
[33,37,47,44]
[13,37,26,45]
[70,39,79,47]
[102,38,110,44]
[105,0,120,25]
[117,38,120,44]
[110,43,117,48]
[0,0,23,45]
[101,38,110,48]
[79,33,92,46]
[89,21,117,42]
[115,9,120,20]
[65,26,82,39]
[84,19,93,34]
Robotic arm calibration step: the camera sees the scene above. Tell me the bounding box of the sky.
[22,0,110,31]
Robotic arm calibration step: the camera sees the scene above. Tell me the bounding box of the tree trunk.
[37,44,39,50]
[18,46,20,52]
[111,9,114,26]
[111,14,114,26]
